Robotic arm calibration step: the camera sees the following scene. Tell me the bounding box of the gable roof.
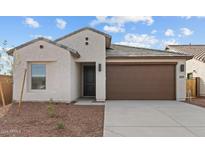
[7,37,80,58]
[166,45,205,63]
[106,44,193,59]
[55,27,112,48]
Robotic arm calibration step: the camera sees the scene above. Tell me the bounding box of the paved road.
[104,101,205,137]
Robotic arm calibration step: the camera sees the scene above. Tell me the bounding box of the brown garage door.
[106,63,176,100]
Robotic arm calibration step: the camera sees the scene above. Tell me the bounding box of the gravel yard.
[0,102,104,137]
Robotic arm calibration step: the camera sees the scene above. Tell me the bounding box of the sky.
[0,16,205,74]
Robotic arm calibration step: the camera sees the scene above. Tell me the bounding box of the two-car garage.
[106,63,176,100]
[105,44,193,101]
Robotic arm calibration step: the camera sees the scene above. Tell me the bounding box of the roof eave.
[106,55,193,60]
[55,27,111,42]
[55,27,112,48]
[7,37,81,58]
[70,52,80,58]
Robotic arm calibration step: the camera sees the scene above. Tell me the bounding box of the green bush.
[56,122,65,129]
[47,99,55,118]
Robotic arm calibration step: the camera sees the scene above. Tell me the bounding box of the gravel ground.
[0,102,104,137]
[0,104,12,118]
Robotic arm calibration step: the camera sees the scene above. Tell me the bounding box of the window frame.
[30,63,47,91]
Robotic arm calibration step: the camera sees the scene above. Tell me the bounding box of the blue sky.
[1,16,205,49]
[0,16,205,74]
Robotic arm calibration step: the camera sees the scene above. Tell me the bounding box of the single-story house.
[8,27,192,103]
[166,45,205,97]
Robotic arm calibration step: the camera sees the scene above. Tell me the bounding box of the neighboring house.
[8,27,192,103]
[166,45,205,97]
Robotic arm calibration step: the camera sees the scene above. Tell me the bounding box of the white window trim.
[28,62,47,92]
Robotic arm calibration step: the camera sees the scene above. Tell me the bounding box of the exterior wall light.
[180,64,185,72]
[98,64,102,72]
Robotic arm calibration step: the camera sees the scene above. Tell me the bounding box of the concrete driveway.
[104,101,205,137]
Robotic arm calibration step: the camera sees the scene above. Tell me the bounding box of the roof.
[106,44,193,59]
[55,27,112,48]
[166,45,205,63]
[7,37,80,58]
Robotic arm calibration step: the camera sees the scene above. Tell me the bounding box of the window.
[31,64,46,90]
[85,37,89,41]
[85,42,89,45]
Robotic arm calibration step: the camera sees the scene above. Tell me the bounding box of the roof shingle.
[166,45,205,63]
[106,44,193,59]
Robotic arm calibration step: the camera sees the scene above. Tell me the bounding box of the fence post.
[18,69,27,114]
[0,82,6,107]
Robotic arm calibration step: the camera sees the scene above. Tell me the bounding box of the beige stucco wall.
[70,61,81,101]
[13,40,72,102]
[106,58,187,101]
[57,29,106,101]
[12,29,189,103]
[186,59,205,96]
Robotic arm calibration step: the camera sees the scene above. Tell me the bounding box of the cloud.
[161,39,178,48]
[56,18,67,29]
[0,49,13,74]
[91,16,154,34]
[181,16,205,20]
[165,29,175,37]
[115,33,179,49]
[181,16,192,20]
[151,30,157,34]
[24,17,40,28]
[0,54,10,63]
[0,64,3,70]
[31,35,53,40]
[180,27,194,36]
[0,46,11,52]
[103,25,125,33]
[90,16,154,29]
[0,53,12,68]
[116,33,158,48]
[197,16,205,18]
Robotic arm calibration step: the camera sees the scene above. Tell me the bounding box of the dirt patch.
[185,97,205,108]
[0,102,104,137]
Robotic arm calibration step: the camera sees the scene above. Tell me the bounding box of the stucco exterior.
[11,28,190,103]
[57,29,106,101]
[13,40,74,102]
[186,59,205,96]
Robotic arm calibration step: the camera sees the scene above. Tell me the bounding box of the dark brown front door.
[83,65,96,96]
[106,64,176,100]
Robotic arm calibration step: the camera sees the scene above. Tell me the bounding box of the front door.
[83,65,96,96]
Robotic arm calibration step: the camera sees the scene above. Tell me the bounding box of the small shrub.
[47,99,55,118]
[49,98,53,104]
[56,122,65,129]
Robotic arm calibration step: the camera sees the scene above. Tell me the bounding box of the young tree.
[0,40,14,75]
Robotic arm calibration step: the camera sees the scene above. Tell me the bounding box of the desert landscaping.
[0,102,104,137]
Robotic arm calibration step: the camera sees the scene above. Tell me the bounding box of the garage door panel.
[106,64,176,100]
